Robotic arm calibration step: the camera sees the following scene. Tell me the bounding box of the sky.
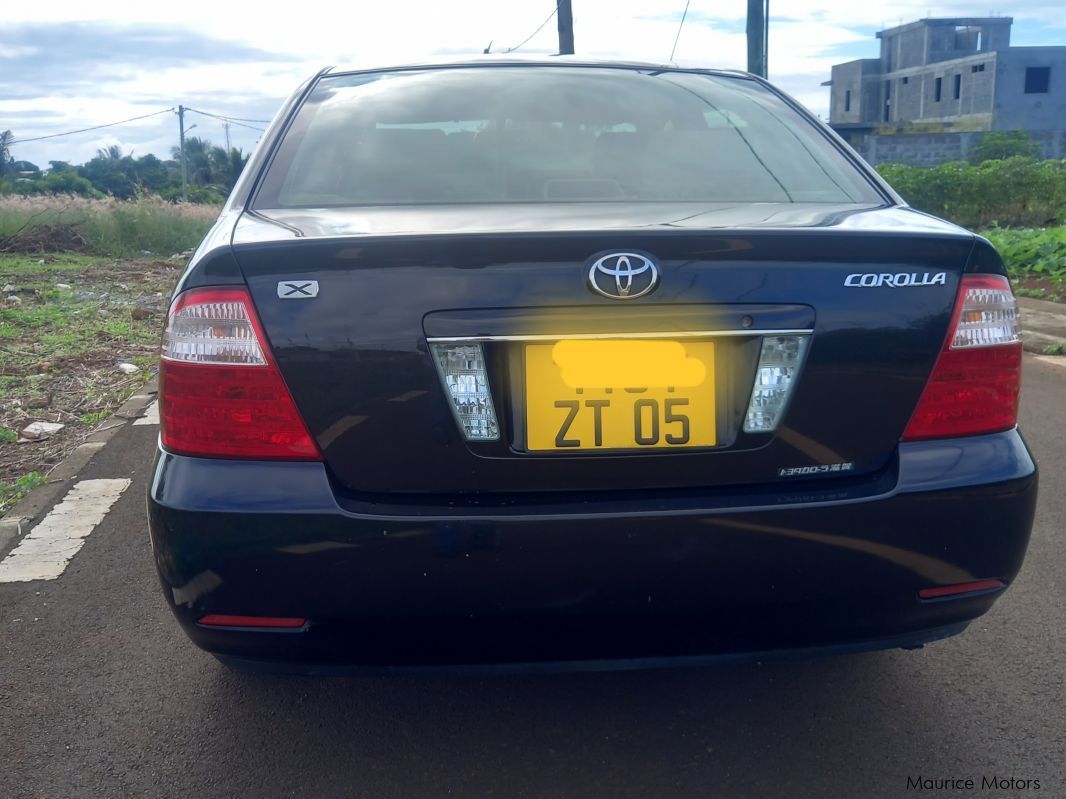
[3,1,1065,168]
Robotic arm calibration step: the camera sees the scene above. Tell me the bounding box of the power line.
[213,114,271,125]
[670,0,692,63]
[9,109,174,145]
[187,108,268,129]
[184,107,266,132]
[506,7,557,52]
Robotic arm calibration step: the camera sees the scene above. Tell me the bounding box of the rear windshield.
[255,66,882,208]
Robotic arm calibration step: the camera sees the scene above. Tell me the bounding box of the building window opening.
[844,89,851,112]
[935,77,943,102]
[954,26,981,51]
[1025,67,1051,94]
[954,74,962,100]
[971,63,986,73]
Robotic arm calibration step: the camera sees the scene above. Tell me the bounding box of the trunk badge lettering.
[779,463,854,477]
[277,280,319,299]
[588,252,659,300]
[844,272,947,288]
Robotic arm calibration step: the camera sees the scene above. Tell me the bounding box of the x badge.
[277,280,319,299]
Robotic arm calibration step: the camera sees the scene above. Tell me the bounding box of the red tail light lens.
[902,274,1022,441]
[160,287,320,460]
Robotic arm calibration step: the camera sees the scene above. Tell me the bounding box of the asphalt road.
[2,357,1064,799]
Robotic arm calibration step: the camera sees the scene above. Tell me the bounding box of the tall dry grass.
[0,195,220,257]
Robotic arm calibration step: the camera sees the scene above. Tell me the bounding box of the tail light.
[160,287,320,460]
[902,274,1022,441]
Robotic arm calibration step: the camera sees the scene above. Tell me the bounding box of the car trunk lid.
[231,203,973,495]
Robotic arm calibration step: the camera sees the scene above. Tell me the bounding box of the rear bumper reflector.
[197,614,308,630]
[918,579,1005,600]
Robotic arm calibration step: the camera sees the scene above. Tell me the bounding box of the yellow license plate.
[525,340,716,451]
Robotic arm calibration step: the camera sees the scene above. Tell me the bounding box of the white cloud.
[3,0,1063,166]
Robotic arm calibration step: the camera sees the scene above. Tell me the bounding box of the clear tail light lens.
[743,335,809,433]
[161,293,266,365]
[950,277,1020,349]
[902,274,1022,441]
[430,343,500,441]
[160,287,320,460]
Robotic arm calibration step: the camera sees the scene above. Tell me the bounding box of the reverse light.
[160,287,320,460]
[743,335,809,433]
[430,343,500,441]
[902,274,1022,441]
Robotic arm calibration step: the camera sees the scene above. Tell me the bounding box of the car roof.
[323,56,755,80]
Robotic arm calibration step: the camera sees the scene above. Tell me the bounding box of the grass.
[0,471,47,514]
[80,409,111,425]
[0,195,219,258]
[1,252,181,515]
[0,253,100,275]
[1015,286,1051,299]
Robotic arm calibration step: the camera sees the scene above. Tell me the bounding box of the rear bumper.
[147,430,1037,669]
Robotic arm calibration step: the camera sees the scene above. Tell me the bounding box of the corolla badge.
[588,252,660,300]
[844,272,947,287]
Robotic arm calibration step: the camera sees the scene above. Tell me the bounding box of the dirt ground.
[1014,274,1065,303]
[0,253,181,512]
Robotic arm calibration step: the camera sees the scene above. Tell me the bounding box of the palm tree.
[170,136,212,185]
[0,130,14,176]
[96,145,124,161]
[208,146,248,190]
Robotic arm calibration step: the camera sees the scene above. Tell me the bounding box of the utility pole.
[178,105,187,203]
[746,0,768,78]
[557,0,574,55]
[223,121,231,153]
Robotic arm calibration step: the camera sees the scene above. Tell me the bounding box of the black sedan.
[147,60,1037,674]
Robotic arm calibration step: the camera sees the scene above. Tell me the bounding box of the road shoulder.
[0,381,156,557]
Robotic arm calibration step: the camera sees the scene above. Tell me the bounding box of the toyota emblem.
[587,252,660,300]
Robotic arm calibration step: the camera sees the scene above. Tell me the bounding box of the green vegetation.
[1,134,247,204]
[0,253,181,515]
[874,135,1066,298]
[968,132,1040,164]
[0,195,218,257]
[981,227,1066,282]
[877,157,1066,229]
[0,471,47,514]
